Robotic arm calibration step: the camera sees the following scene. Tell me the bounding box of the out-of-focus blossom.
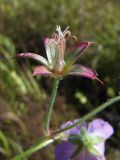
[16,26,102,82]
[55,119,114,160]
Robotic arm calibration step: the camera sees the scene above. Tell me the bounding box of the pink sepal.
[33,66,52,76]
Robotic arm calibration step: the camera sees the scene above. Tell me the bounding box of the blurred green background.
[0,0,120,159]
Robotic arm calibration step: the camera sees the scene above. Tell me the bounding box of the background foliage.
[0,0,120,159]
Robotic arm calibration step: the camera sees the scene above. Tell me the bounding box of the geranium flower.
[55,119,114,160]
[16,26,102,82]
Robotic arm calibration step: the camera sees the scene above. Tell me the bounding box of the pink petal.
[88,119,114,140]
[33,66,52,76]
[16,53,48,67]
[69,64,102,82]
[70,41,94,57]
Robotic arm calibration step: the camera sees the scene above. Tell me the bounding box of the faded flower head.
[16,26,102,82]
[55,119,114,160]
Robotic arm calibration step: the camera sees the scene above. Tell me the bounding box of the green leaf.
[87,145,102,157]
[89,136,104,145]
[69,134,82,145]
[79,128,104,157]
[0,130,11,156]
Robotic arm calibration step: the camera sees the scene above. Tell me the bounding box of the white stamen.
[56,25,63,36]
[63,26,69,34]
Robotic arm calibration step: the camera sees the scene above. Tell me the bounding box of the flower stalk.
[11,137,54,160]
[44,78,60,135]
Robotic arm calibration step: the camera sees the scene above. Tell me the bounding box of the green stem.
[45,78,60,135]
[54,95,120,134]
[11,137,54,160]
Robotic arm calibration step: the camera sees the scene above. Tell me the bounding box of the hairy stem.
[11,137,54,160]
[45,78,60,135]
